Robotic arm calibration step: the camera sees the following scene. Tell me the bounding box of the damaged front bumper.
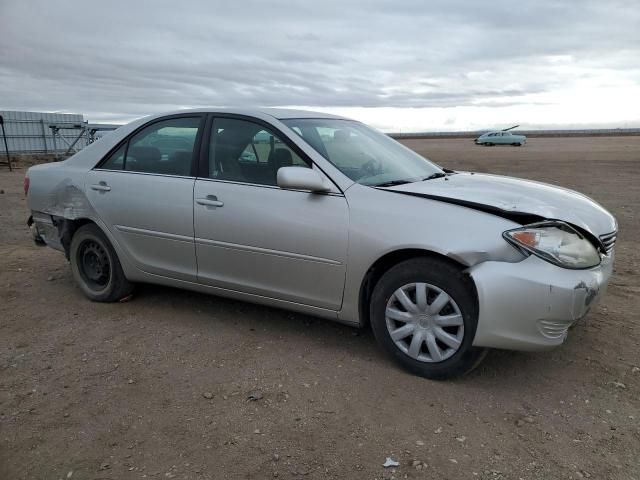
[468,253,614,350]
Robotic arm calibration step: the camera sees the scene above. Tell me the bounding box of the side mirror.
[277,167,331,193]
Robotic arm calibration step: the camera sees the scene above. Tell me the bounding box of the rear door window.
[100,116,201,176]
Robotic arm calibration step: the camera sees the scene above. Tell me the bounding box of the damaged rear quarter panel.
[26,115,150,229]
[29,164,95,220]
[27,162,142,281]
[28,164,96,220]
[25,124,146,273]
[26,162,99,257]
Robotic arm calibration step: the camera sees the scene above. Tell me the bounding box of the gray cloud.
[1,0,639,124]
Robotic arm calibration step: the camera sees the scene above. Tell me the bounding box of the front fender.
[338,183,526,325]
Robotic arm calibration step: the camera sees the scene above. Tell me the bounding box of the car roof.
[60,107,353,171]
[147,107,347,120]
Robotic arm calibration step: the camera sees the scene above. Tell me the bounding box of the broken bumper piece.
[27,215,46,246]
[28,213,64,251]
[468,252,614,350]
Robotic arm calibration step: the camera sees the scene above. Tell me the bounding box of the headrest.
[272,148,293,168]
[169,150,193,175]
[333,129,350,142]
[128,146,161,162]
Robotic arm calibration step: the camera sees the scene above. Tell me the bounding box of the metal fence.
[0,110,120,157]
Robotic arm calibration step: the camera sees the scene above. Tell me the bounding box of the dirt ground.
[1,137,639,480]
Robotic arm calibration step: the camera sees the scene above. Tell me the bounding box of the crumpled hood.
[387,172,617,237]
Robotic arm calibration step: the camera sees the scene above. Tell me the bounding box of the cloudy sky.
[1,0,639,131]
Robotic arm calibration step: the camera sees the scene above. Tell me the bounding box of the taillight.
[24,176,30,196]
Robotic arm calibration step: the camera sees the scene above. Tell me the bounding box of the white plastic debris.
[609,381,626,389]
[383,457,399,468]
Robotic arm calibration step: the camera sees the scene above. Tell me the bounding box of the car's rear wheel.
[70,224,133,302]
[370,257,487,379]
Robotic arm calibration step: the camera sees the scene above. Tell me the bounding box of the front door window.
[208,118,309,185]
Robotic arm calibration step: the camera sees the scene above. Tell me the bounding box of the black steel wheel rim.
[77,239,111,290]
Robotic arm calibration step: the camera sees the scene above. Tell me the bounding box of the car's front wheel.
[370,257,487,379]
[70,223,133,302]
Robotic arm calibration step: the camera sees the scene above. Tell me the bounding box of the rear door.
[193,115,349,310]
[86,115,203,281]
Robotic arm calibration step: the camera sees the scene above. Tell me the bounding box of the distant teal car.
[475,131,526,146]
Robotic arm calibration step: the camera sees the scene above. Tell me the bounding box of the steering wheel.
[359,158,381,178]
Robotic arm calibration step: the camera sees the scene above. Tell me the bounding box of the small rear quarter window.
[100,144,126,170]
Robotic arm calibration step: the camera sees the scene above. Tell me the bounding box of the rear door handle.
[90,183,111,192]
[196,195,224,208]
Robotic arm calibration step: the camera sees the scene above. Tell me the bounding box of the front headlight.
[503,222,601,269]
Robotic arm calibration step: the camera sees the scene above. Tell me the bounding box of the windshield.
[281,119,442,186]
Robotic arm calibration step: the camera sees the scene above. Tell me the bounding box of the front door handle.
[196,195,224,208]
[90,182,111,192]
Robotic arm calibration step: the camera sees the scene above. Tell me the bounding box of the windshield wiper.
[373,179,415,187]
[421,172,448,181]
[375,172,448,187]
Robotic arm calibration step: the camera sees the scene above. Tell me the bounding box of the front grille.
[599,230,617,255]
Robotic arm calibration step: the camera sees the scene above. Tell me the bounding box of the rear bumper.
[27,215,46,246]
[28,212,62,250]
[468,253,613,350]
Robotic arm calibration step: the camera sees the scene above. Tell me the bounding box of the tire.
[484,142,494,146]
[370,257,487,379]
[70,223,133,302]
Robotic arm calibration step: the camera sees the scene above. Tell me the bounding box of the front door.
[86,115,202,281]
[193,116,349,310]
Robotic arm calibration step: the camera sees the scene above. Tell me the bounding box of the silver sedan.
[26,108,617,378]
